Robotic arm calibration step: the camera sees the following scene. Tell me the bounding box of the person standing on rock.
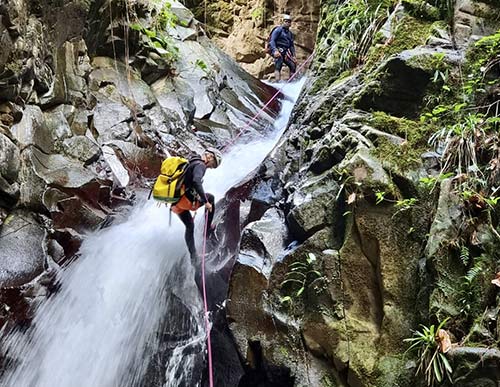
[171,148,222,264]
[270,14,297,82]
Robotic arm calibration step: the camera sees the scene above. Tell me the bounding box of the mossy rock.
[401,0,441,21]
[364,15,433,71]
[367,111,435,171]
[375,355,419,387]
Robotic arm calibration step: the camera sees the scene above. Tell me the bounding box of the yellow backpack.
[151,156,189,203]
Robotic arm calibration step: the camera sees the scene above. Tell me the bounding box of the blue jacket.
[269,26,295,56]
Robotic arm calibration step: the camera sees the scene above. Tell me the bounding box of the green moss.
[193,0,233,29]
[251,7,265,23]
[364,16,433,70]
[375,355,415,387]
[321,374,337,387]
[368,112,435,171]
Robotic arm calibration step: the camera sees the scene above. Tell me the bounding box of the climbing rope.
[201,210,214,387]
[199,51,315,386]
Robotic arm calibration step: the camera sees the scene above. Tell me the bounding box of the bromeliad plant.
[280,253,324,307]
[405,318,453,386]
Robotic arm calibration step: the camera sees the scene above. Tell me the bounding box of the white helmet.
[283,14,292,21]
[205,147,222,168]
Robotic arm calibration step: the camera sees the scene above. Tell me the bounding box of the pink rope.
[201,210,214,387]
[199,52,315,386]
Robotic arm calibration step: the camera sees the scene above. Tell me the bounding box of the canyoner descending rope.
[198,51,314,386]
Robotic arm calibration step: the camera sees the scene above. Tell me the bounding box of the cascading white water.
[0,78,305,387]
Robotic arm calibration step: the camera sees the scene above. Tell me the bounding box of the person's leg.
[284,55,297,80]
[177,210,197,262]
[274,55,284,82]
[204,193,215,233]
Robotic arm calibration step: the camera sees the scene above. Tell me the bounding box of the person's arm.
[269,27,282,56]
[290,31,296,57]
[191,163,208,204]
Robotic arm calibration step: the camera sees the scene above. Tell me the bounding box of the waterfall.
[0,78,305,387]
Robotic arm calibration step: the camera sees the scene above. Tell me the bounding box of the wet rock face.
[226,1,500,386]
[0,0,280,330]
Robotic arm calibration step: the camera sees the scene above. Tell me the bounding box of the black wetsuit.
[177,156,215,261]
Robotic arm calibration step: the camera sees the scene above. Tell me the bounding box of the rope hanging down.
[201,210,214,387]
[200,51,315,387]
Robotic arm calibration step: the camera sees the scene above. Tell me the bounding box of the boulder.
[0,132,20,183]
[39,40,90,106]
[29,147,98,188]
[0,211,46,288]
[239,208,288,278]
[62,135,101,163]
[454,0,500,47]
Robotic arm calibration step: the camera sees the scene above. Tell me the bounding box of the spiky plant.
[404,318,453,387]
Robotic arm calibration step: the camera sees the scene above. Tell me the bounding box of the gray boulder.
[0,211,46,288]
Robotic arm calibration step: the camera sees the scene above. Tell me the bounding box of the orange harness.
[171,195,202,214]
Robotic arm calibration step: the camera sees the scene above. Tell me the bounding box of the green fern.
[459,246,470,266]
[458,254,489,316]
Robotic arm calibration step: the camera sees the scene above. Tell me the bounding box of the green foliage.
[375,190,386,204]
[419,173,454,191]
[129,3,179,65]
[404,318,453,386]
[395,197,418,211]
[154,2,178,30]
[280,253,325,307]
[316,0,392,77]
[458,253,489,317]
[194,58,208,71]
[421,32,500,197]
[429,114,496,183]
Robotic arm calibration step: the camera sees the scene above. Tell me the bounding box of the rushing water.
[0,78,305,387]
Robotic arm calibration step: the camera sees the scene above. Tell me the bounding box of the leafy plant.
[458,253,489,316]
[396,197,418,210]
[404,318,453,386]
[316,0,390,77]
[129,3,179,65]
[375,190,386,204]
[194,58,209,74]
[280,253,324,306]
[429,113,489,181]
[419,173,454,189]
